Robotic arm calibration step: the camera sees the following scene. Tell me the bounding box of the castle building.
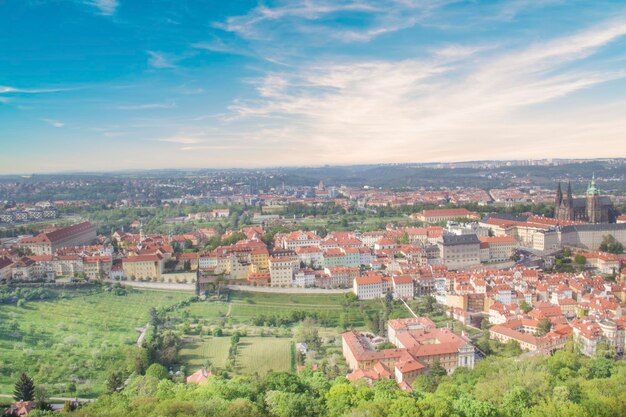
[554,175,612,223]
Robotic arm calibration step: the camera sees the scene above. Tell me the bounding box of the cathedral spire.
[556,182,562,205]
[566,182,573,201]
[587,172,599,195]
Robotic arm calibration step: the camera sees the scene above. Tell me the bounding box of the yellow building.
[122,254,164,281]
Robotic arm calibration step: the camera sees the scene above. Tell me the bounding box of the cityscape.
[2,1,626,417]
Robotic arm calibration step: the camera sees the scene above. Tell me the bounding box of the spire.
[556,182,563,205]
[586,173,599,195]
[566,182,573,201]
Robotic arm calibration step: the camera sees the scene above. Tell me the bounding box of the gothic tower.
[556,182,574,221]
[586,173,601,223]
[555,182,563,207]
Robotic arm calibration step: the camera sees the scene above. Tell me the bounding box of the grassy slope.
[236,337,292,375]
[0,289,190,397]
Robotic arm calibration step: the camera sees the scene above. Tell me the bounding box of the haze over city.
[2,1,626,173]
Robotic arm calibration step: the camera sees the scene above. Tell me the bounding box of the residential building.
[18,221,96,256]
[122,254,164,281]
[437,234,481,270]
[342,317,475,390]
[353,275,384,299]
[269,257,298,286]
[411,208,480,223]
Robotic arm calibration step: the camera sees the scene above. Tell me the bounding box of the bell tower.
[586,174,601,223]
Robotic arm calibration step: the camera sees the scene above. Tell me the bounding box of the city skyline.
[2,1,626,173]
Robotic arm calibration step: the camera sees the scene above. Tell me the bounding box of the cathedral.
[554,175,612,223]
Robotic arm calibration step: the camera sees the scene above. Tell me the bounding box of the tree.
[34,386,52,411]
[519,301,533,314]
[145,363,169,380]
[423,296,437,313]
[537,318,552,337]
[126,346,149,375]
[503,340,523,356]
[573,254,586,266]
[293,317,321,349]
[429,360,447,378]
[13,372,35,401]
[588,357,614,379]
[265,391,320,417]
[106,371,124,394]
[599,234,624,254]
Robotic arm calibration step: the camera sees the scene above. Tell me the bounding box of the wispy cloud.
[192,38,255,57]
[0,85,68,94]
[156,135,205,144]
[147,51,177,69]
[83,0,119,16]
[41,119,65,128]
[117,102,176,110]
[224,18,626,163]
[215,0,453,43]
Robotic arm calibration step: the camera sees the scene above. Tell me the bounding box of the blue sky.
[1,0,626,173]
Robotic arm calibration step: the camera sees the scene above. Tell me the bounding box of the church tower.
[556,182,574,221]
[555,182,563,207]
[586,173,601,223]
[565,182,574,220]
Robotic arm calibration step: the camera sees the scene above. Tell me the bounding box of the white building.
[353,275,384,299]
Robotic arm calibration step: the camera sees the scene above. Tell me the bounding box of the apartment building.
[19,221,97,256]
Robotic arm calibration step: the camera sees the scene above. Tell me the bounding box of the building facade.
[555,177,612,223]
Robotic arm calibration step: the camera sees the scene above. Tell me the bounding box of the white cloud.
[118,103,176,110]
[42,119,65,128]
[223,18,626,164]
[0,85,67,94]
[215,0,453,43]
[147,51,176,69]
[156,135,205,144]
[83,0,118,16]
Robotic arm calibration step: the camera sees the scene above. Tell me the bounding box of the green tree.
[501,386,532,417]
[573,254,586,266]
[13,372,35,401]
[588,357,614,378]
[503,340,523,357]
[34,386,52,411]
[519,301,533,314]
[145,363,170,380]
[537,318,552,336]
[599,234,624,254]
[429,360,447,378]
[265,391,321,417]
[106,371,124,394]
[126,346,150,375]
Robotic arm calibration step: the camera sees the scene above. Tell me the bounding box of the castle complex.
[554,175,612,223]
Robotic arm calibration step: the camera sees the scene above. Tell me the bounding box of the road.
[225,285,352,294]
[105,280,195,292]
[136,322,148,346]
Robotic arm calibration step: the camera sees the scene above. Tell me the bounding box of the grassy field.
[236,337,292,375]
[179,335,293,376]
[0,288,191,397]
[179,336,231,370]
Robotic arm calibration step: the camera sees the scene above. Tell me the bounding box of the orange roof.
[392,275,414,285]
[479,236,518,244]
[123,254,163,262]
[355,275,383,285]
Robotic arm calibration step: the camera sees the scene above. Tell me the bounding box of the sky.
[1,0,626,174]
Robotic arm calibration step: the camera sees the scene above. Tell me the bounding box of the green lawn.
[179,336,231,371]
[0,288,191,397]
[236,337,292,375]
